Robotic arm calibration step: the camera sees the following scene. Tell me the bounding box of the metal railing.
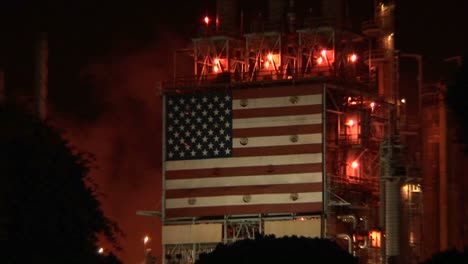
[164,66,372,91]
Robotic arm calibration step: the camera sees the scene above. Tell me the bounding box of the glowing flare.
[144,236,150,244]
[267,53,273,61]
[321,49,327,57]
[213,65,219,72]
[98,248,104,254]
[346,120,355,126]
[317,57,323,65]
[264,61,270,68]
[214,58,219,64]
[204,16,210,25]
[351,161,359,169]
[370,102,375,108]
[350,54,357,63]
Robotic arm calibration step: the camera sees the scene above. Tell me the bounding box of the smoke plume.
[51,30,186,263]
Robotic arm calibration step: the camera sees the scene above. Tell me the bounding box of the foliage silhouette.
[419,248,468,264]
[195,234,358,264]
[1,104,123,264]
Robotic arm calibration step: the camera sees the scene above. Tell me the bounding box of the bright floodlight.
[267,53,273,61]
[346,119,355,126]
[317,57,323,65]
[321,49,327,57]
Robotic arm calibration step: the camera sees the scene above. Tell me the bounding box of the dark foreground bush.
[420,248,468,264]
[196,234,358,264]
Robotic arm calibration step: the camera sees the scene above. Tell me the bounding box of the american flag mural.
[163,84,323,218]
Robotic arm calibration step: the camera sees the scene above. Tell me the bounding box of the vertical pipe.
[240,10,244,36]
[194,44,198,77]
[322,83,327,238]
[287,0,296,33]
[223,216,228,243]
[173,51,177,86]
[379,171,386,260]
[268,0,286,31]
[259,214,263,234]
[417,56,423,116]
[159,83,166,222]
[160,81,167,261]
[385,179,400,260]
[438,87,448,251]
[216,0,237,34]
[34,32,48,120]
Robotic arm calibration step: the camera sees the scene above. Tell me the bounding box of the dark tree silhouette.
[195,234,358,264]
[419,248,468,264]
[1,104,123,264]
[446,54,468,152]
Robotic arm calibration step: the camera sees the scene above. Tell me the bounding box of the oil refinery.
[159,1,464,264]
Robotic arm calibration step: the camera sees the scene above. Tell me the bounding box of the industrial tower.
[159,1,421,264]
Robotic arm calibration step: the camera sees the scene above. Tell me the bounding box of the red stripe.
[165,203,322,218]
[166,183,322,198]
[233,105,322,119]
[232,144,322,157]
[233,124,322,137]
[232,85,322,99]
[166,163,322,180]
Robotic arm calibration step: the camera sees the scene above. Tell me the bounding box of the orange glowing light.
[204,16,210,25]
[351,161,359,169]
[267,53,273,61]
[370,230,381,247]
[98,247,104,254]
[264,61,270,68]
[370,102,375,108]
[214,58,219,64]
[346,120,355,126]
[213,65,219,72]
[317,57,323,65]
[350,54,357,63]
[144,236,150,244]
[401,98,406,104]
[321,49,327,57]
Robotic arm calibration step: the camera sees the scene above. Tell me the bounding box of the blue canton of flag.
[165,91,233,161]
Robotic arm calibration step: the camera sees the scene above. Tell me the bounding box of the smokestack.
[286,0,296,33]
[216,0,237,34]
[34,32,48,120]
[268,0,287,31]
[321,0,350,28]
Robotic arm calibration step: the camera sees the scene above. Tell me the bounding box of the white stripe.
[233,133,322,148]
[166,172,322,189]
[233,114,322,129]
[166,192,323,208]
[166,153,322,171]
[233,94,322,110]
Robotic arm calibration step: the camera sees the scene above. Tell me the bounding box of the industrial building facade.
[159,1,424,264]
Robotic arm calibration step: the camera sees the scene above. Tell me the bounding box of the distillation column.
[380,133,405,264]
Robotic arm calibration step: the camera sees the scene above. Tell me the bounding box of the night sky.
[1,1,467,263]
